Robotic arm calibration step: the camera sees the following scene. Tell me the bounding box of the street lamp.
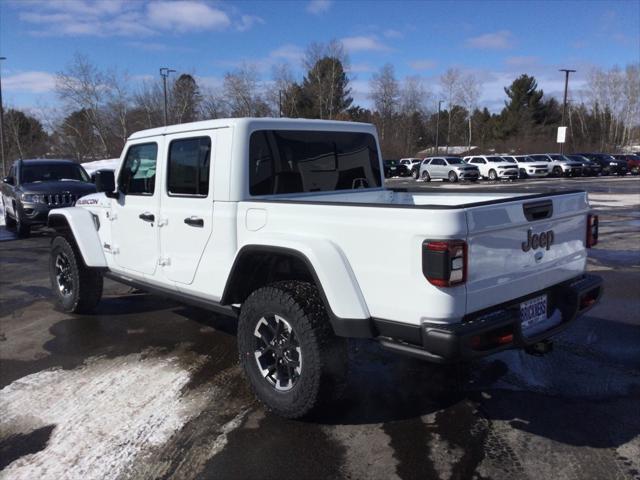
[159,67,176,126]
[0,56,6,177]
[435,100,444,155]
[559,69,576,154]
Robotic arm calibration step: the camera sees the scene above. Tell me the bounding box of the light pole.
[435,100,444,155]
[0,57,6,177]
[559,69,576,154]
[160,67,176,126]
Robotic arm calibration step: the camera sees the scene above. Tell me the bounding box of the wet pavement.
[0,176,639,480]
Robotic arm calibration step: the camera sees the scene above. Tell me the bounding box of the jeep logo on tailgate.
[522,229,554,252]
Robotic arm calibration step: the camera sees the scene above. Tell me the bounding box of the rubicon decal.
[77,198,99,205]
[522,229,554,252]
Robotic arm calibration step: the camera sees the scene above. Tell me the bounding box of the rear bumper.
[376,274,603,363]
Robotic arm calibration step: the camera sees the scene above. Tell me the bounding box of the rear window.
[249,130,381,195]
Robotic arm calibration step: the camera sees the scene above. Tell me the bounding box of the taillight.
[422,240,467,287]
[586,214,599,248]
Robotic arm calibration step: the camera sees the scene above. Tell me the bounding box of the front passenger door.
[112,141,161,276]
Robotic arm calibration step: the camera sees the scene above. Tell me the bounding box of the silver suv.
[418,157,480,182]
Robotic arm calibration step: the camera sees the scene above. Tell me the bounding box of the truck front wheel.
[50,236,103,313]
[237,281,347,419]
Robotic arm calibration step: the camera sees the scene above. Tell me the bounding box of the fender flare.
[222,239,374,338]
[48,208,107,268]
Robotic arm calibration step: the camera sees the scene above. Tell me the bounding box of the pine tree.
[297,56,352,119]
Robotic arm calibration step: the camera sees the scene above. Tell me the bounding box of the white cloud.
[307,0,332,15]
[236,14,265,32]
[3,71,57,94]
[269,44,305,63]
[341,36,391,53]
[466,30,513,49]
[147,1,230,32]
[409,59,437,71]
[15,0,262,37]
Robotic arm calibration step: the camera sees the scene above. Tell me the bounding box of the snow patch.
[0,346,217,479]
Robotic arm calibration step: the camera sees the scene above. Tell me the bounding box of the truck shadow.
[5,290,639,453]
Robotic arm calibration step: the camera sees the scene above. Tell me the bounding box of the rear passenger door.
[159,132,215,285]
[431,158,446,178]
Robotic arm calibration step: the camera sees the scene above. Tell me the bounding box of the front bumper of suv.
[376,274,603,362]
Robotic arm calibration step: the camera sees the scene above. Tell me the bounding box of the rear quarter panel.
[236,201,469,326]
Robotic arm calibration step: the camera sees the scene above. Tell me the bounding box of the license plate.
[520,294,548,333]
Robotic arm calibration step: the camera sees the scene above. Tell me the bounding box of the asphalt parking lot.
[1,176,639,480]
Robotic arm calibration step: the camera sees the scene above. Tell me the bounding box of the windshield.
[384,160,398,166]
[530,155,549,162]
[446,158,464,164]
[21,163,90,183]
[487,156,505,163]
[502,157,516,163]
[516,156,533,163]
[249,130,382,195]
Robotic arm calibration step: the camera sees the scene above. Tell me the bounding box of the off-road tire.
[237,281,348,419]
[553,166,563,177]
[448,171,458,183]
[421,170,430,182]
[50,236,103,313]
[488,169,498,181]
[412,168,419,180]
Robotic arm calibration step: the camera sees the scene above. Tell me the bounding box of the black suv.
[576,153,628,176]
[1,159,95,237]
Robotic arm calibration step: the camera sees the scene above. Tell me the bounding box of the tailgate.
[465,191,590,314]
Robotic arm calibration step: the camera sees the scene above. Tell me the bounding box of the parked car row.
[386,152,639,183]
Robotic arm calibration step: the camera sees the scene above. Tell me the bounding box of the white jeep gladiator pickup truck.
[48,118,603,418]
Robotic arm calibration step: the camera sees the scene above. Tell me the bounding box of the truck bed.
[253,188,583,208]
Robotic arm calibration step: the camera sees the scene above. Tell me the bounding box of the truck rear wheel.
[237,281,347,419]
[50,236,103,313]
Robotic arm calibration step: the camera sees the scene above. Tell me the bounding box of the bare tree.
[369,63,400,143]
[56,54,133,157]
[267,63,297,117]
[439,68,462,152]
[456,73,481,151]
[223,64,270,117]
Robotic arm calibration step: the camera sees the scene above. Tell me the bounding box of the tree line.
[2,42,638,172]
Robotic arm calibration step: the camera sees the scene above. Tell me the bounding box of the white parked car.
[528,154,583,177]
[46,118,602,418]
[463,155,519,180]
[418,156,480,182]
[507,155,550,178]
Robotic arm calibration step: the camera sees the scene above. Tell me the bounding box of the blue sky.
[1,0,639,115]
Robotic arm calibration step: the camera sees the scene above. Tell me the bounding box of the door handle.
[139,212,155,222]
[184,216,204,227]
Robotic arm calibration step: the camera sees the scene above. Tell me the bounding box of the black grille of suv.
[43,193,78,206]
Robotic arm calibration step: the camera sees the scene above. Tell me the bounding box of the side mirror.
[2,176,14,185]
[94,170,116,197]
